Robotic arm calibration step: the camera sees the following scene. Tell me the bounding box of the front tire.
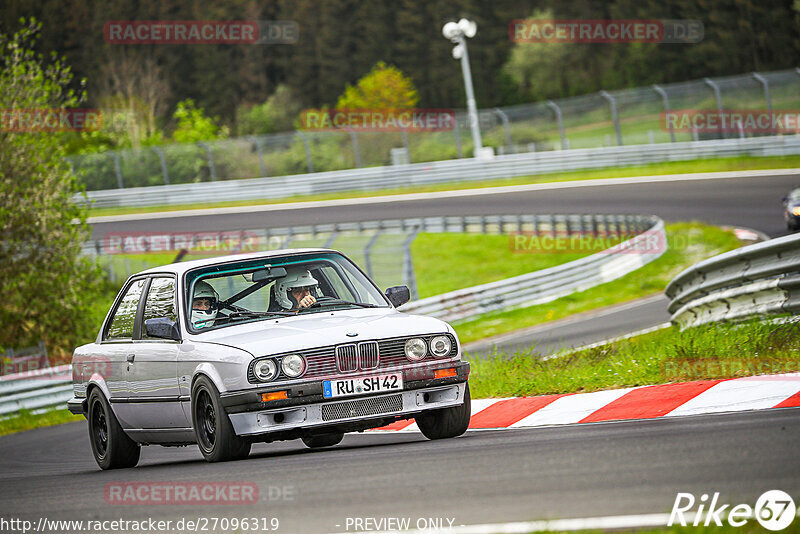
[301,432,344,448]
[191,376,251,462]
[415,383,471,440]
[87,389,140,470]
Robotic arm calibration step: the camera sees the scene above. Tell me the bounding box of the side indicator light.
[434,368,457,379]
[262,391,288,402]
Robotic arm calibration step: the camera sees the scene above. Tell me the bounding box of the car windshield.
[184,252,389,332]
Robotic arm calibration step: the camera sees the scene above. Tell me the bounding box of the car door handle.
[126,354,135,363]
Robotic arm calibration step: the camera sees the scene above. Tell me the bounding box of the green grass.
[87,155,800,218]
[469,319,800,399]
[455,222,742,345]
[0,408,84,437]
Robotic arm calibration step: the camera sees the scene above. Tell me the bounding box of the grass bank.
[87,155,800,218]
[0,408,83,437]
[454,222,742,345]
[469,319,800,399]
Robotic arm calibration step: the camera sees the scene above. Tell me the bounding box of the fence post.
[197,142,217,181]
[653,84,675,142]
[401,128,411,163]
[600,90,623,146]
[324,228,339,249]
[363,229,383,279]
[111,151,124,189]
[296,131,314,173]
[546,100,567,150]
[249,136,268,177]
[403,227,420,301]
[494,108,512,150]
[349,130,362,168]
[453,118,463,158]
[152,146,170,185]
[704,77,725,139]
[752,73,773,136]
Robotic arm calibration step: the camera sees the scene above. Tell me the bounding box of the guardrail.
[78,135,800,208]
[400,216,666,322]
[0,365,73,417]
[665,232,800,328]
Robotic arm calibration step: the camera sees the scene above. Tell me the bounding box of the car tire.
[301,432,344,448]
[191,376,251,462]
[415,382,471,440]
[87,388,140,470]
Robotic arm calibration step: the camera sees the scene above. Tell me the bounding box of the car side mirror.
[385,286,410,307]
[144,317,181,341]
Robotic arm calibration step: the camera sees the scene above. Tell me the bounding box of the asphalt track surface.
[90,171,800,239]
[1,409,798,533]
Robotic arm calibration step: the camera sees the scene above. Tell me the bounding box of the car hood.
[191,308,454,357]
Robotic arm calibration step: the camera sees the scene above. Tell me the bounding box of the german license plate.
[323,373,403,399]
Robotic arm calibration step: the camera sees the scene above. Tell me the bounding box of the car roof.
[136,248,339,277]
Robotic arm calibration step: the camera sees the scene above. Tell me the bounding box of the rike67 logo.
[669,490,796,531]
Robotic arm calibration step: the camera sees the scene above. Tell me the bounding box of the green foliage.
[0,408,84,436]
[236,85,302,135]
[171,99,229,143]
[336,62,419,110]
[0,20,107,357]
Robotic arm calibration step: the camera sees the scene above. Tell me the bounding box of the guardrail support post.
[403,227,420,301]
[152,146,170,185]
[494,108,512,151]
[704,78,725,139]
[296,131,314,173]
[600,91,623,146]
[653,85,675,142]
[249,136,268,177]
[111,152,124,189]
[197,142,217,181]
[546,100,567,150]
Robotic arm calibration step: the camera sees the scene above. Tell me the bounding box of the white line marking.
[510,387,638,427]
[667,374,800,417]
[89,168,800,223]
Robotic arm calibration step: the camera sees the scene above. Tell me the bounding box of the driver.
[191,280,219,328]
[275,269,319,310]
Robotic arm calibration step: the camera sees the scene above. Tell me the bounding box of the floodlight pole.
[455,34,483,156]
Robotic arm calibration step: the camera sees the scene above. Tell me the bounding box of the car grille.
[321,394,403,422]
[248,333,457,383]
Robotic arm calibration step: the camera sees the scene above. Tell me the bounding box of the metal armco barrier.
[399,216,666,322]
[665,232,800,328]
[0,365,73,417]
[77,135,800,208]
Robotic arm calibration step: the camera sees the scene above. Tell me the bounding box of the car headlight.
[792,206,800,216]
[281,354,306,378]
[404,338,427,361]
[430,335,452,358]
[253,359,278,382]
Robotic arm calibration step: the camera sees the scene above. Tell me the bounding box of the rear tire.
[415,383,471,440]
[192,376,251,462]
[301,432,344,448]
[87,388,140,470]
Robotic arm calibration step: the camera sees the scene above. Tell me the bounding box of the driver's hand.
[297,295,316,309]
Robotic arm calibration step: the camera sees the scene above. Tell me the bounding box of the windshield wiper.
[300,298,379,311]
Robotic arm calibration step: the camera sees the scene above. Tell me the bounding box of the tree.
[336,61,419,110]
[0,20,104,357]
[171,99,230,143]
[236,84,302,135]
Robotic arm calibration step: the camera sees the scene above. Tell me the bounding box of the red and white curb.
[375,373,800,432]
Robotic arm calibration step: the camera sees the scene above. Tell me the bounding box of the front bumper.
[225,361,470,437]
